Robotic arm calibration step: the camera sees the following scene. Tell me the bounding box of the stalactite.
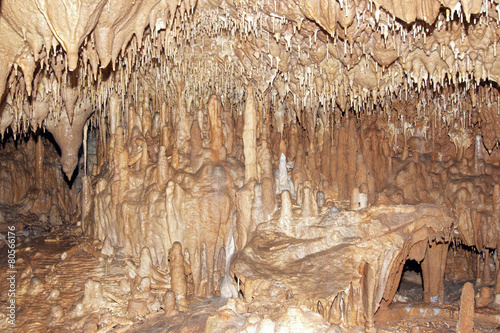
[3,0,500,331]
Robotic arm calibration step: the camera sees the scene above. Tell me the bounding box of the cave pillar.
[235,181,255,251]
[142,99,152,135]
[161,125,170,151]
[347,119,358,197]
[494,251,500,298]
[337,123,348,200]
[139,142,149,173]
[127,105,137,140]
[109,93,120,135]
[320,129,331,183]
[222,102,235,155]
[35,135,44,191]
[208,94,226,161]
[157,146,170,190]
[421,240,448,303]
[81,174,91,233]
[243,85,257,182]
[493,185,500,298]
[161,101,168,125]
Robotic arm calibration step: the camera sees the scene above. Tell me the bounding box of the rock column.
[243,85,257,182]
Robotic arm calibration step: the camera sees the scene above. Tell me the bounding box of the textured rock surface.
[2,0,500,179]
[457,282,475,333]
[0,134,78,232]
[3,0,500,331]
[231,204,453,328]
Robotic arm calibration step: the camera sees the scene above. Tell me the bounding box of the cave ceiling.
[0,0,500,169]
[3,1,500,331]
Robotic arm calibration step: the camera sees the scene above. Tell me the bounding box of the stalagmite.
[157,146,170,189]
[222,104,235,155]
[109,94,120,135]
[350,187,368,210]
[3,0,500,331]
[169,242,188,310]
[457,282,475,333]
[301,186,317,217]
[139,141,149,173]
[208,94,226,161]
[235,180,256,251]
[100,236,114,257]
[128,247,169,285]
[475,286,492,307]
[277,153,295,199]
[128,105,138,140]
[280,190,292,224]
[190,118,203,170]
[243,85,257,183]
[163,290,178,316]
[421,240,448,303]
[171,148,179,169]
[74,279,107,317]
[81,174,92,232]
[174,82,191,155]
[35,136,44,190]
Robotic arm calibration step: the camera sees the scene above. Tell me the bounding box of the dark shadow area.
[0,128,82,188]
[40,130,81,187]
[394,259,423,302]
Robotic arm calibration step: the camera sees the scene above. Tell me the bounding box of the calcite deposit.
[2,0,500,331]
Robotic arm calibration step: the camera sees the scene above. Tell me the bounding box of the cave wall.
[81,76,500,299]
[2,0,500,328]
[0,133,79,230]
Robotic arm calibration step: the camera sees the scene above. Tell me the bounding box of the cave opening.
[395,259,423,303]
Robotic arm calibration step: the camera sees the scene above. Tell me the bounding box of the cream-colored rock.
[100,237,114,256]
[232,205,453,328]
[74,279,106,317]
[274,306,330,333]
[243,85,257,183]
[169,242,188,309]
[2,0,500,331]
[45,98,93,178]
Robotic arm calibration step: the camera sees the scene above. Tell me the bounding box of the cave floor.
[0,225,500,332]
[375,272,500,332]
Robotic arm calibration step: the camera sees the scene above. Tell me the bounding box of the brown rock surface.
[2,0,500,331]
[457,282,475,333]
[231,204,453,328]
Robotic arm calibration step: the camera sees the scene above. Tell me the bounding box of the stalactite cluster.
[2,0,500,331]
[2,0,500,163]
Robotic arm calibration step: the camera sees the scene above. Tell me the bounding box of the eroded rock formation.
[231,204,454,328]
[2,0,500,331]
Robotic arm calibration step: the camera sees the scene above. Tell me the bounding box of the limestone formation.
[232,204,453,329]
[457,282,475,333]
[127,247,170,285]
[163,290,178,316]
[2,0,500,331]
[74,279,107,317]
[243,85,257,183]
[169,242,188,310]
[475,286,493,308]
